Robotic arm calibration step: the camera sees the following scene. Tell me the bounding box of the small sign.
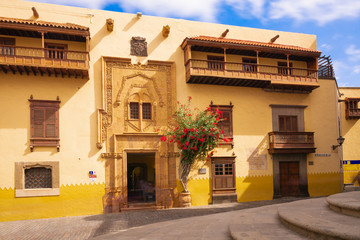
[198,168,206,174]
[89,171,97,182]
[315,153,331,157]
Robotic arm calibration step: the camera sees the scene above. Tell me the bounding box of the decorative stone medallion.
[130,37,147,56]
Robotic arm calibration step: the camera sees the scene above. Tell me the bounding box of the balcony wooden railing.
[0,45,89,78]
[185,59,319,91]
[268,131,316,154]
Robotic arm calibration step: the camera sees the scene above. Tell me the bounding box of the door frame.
[124,149,159,206]
[273,154,309,198]
[211,156,236,195]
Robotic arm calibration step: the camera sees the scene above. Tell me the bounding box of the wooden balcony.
[345,98,360,120]
[0,45,89,78]
[185,59,319,92]
[268,131,316,154]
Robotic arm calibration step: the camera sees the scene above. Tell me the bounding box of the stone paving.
[0,197,307,240]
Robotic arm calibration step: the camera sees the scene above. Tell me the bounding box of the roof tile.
[0,16,88,31]
[186,36,320,54]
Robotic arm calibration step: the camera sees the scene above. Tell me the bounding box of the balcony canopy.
[0,17,89,42]
[181,36,321,60]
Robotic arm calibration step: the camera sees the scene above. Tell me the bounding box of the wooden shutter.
[29,98,60,151]
[45,109,57,137]
[210,104,233,140]
[279,115,298,132]
[33,109,45,137]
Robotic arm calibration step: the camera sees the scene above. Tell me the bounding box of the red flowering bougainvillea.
[161,97,227,193]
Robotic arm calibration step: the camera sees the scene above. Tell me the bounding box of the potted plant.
[161,97,227,206]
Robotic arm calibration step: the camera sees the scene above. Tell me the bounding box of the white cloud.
[31,0,109,9]
[225,0,266,19]
[119,0,220,22]
[269,0,360,25]
[354,65,360,74]
[346,45,360,61]
[319,43,332,51]
[31,0,360,25]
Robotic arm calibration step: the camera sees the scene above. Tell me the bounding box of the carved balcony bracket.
[106,18,114,32]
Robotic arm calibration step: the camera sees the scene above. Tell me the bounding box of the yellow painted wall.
[0,0,341,220]
[339,87,360,184]
[0,183,105,222]
[237,175,274,202]
[308,172,341,196]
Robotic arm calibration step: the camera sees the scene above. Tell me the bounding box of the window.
[207,55,224,70]
[210,104,233,141]
[215,163,233,175]
[25,167,52,189]
[279,115,298,132]
[278,62,293,75]
[243,58,257,72]
[129,102,152,120]
[15,161,60,197]
[45,43,67,59]
[29,98,60,151]
[212,157,236,193]
[142,103,152,120]
[0,37,15,55]
[130,102,140,119]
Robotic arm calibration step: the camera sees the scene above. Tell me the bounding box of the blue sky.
[30,0,360,87]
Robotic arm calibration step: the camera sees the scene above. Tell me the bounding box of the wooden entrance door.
[212,159,235,194]
[279,161,300,196]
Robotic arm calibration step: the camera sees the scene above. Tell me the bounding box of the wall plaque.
[130,36,147,56]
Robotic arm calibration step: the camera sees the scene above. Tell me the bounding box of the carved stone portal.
[99,57,177,213]
[130,37,147,56]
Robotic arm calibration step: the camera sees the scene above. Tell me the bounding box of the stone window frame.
[128,101,153,121]
[15,161,60,197]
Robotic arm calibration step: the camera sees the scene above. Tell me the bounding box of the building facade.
[0,0,343,221]
[339,87,360,186]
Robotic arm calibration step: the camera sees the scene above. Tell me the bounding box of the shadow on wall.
[238,134,274,202]
[123,16,140,32]
[17,75,88,156]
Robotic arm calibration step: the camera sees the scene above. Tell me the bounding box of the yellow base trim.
[176,179,212,206]
[343,163,360,185]
[0,183,105,222]
[236,175,273,202]
[175,175,274,206]
[308,172,341,197]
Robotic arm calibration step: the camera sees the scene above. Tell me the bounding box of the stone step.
[121,203,163,212]
[212,193,237,204]
[278,198,360,240]
[327,191,360,218]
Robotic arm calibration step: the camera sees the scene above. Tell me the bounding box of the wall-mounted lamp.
[332,136,345,150]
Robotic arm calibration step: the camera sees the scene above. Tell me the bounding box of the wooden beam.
[24,66,30,75]
[0,22,89,37]
[9,65,16,74]
[16,66,23,75]
[0,65,8,73]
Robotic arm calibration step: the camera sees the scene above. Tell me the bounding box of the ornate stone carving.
[101,153,123,159]
[130,37,147,56]
[160,152,180,158]
[106,18,114,32]
[162,25,170,37]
